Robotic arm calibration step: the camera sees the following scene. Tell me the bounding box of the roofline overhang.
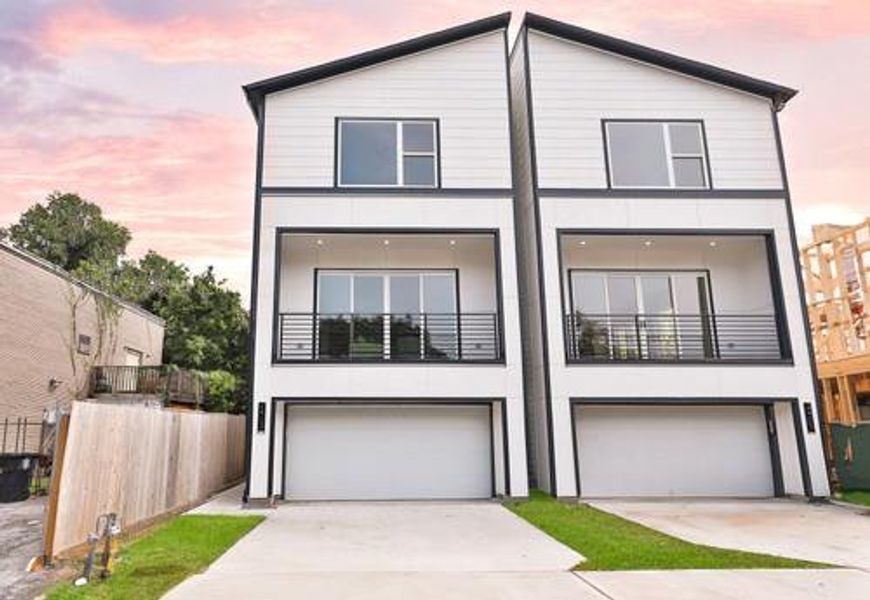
[522,12,798,110]
[242,12,511,119]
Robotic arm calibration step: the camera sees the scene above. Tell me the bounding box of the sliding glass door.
[569,270,713,360]
[316,271,457,360]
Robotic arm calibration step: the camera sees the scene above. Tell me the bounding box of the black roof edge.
[242,12,512,118]
[522,12,798,110]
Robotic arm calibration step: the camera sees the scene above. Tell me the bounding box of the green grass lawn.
[837,489,870,507]
[506,491,833,571]
[47,514,264,599]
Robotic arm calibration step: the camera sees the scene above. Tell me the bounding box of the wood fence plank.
[47,402,245,558]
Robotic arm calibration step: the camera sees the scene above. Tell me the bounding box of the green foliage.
[205,370,240,413]
[46,514,263,600]
[161,267,249,376]
[0,192,130,272]
[505,491,831,570]
[5,193,249,413]
[838,489,870,507]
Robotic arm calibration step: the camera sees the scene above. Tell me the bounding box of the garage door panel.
[575,405,774,498]
[284,404,492,500]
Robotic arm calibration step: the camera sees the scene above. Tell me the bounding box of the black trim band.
[537,189,786,199]
[260,187,513,197]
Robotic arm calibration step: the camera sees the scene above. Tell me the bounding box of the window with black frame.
[337,119,438,187]
[568,270,715,361]
[314,271,457,361]
[604,121,710,189]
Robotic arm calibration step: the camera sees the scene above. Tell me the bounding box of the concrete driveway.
[165,487,593,599]
[164,489,870,599]
[591,498,870,570]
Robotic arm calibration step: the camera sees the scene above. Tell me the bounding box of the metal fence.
[831,423,870,490]
[0,415,58,496]
[277,312,502,362]
[0,416,54,455]
[564,313,785,362]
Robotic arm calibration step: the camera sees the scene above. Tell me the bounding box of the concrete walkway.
[165,489,870,599]
[0,496,68,600]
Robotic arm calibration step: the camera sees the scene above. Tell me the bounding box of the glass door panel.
[672,274,714,358]
[423,274,457,359]
[351,275,385,359]
[317,274,352,359]
[570,273,608,358]
[390,275,422,359]
[606,276,640,359]
[318,274,351,314]
[639,275,676,359]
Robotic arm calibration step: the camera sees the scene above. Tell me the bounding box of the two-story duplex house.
[242,14,530,501]
[510,13,829,499]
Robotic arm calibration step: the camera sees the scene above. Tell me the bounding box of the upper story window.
[604,121,710,189]
[337,119,439,187]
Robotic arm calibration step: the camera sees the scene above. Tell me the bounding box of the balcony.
[274,231,504,364]
[89,365,207,406]
[564,313,784,362]
[558,233,791,364]
[277,312,500,362]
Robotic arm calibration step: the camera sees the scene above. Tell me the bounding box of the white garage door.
[284,404,492,500]
[575,405,775,498]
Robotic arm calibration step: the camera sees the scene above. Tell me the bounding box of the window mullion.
[396,121,403,186]
[662,123,676,187]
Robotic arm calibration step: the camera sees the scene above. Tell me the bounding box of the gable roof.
[522,12,797,110]
[243,12,511,118]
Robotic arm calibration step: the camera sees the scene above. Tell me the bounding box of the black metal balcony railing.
[277,313,502,362]
[564,313,786,362]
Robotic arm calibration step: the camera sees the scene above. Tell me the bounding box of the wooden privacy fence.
[44,401,245,558]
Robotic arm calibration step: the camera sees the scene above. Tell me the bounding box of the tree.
[4,193,250,412]
[159,267,249,411]
[0,192,131,272]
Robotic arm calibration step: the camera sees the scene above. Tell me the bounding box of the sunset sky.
[1,1,868,301]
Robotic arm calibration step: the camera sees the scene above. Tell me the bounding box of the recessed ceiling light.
[579,240,587,246]
[644,240,653,247]
[709,240,717,247]
[449,239,456,246]
[383,239,390,246]
[316,239,323,246]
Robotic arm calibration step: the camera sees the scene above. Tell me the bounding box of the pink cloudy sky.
[1,1,868,302]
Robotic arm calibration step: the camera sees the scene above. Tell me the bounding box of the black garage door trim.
[269,397,509,499]
[569,397,813,498]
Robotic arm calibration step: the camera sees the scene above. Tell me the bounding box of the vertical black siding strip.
[243,98,266,502]
[770,106,827,496]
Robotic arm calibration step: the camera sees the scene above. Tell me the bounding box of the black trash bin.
[0,453,39,503]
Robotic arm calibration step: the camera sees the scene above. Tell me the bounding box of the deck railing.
[564,313,786,362]
[277,312,502,362]
[89,365,206,405]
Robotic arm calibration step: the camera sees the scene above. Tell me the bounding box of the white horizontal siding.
[263,32,512,188]
[527,31,784,190]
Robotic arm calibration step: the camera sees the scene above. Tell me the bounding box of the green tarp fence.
[832,423,870,490]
